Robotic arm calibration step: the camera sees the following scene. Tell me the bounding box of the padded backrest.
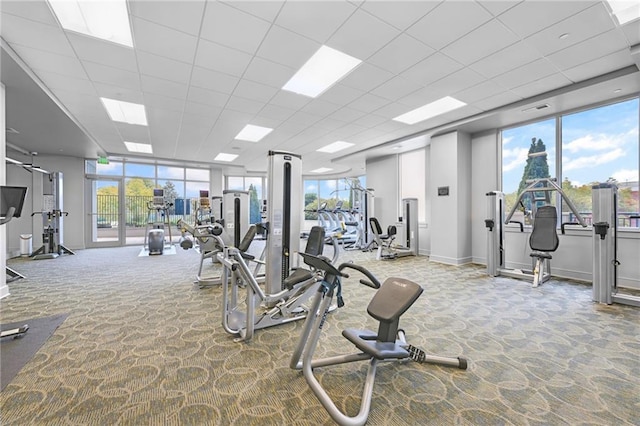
[305,226,325,256]
[529,205,559,252]
[387,225,397,237]
[369,217,383,235]
[238,224,257,252]
[367,277,423,323]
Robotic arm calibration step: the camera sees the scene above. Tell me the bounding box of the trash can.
[20,234,32,257]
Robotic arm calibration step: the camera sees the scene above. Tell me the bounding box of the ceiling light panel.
[393,96,467,125]
[48,0,133,47]
[214,153,238,162]
[606,0,640,24]
[234,124,273,142]
[124,141,153,153]
[282,45,362,98]
[101,98,148,126]
[310,167,333,173]
[316,141,354,153]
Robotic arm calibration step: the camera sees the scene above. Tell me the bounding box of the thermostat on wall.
[438,186,449,196]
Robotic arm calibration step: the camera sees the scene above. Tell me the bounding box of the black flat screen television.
[0,186,28,219]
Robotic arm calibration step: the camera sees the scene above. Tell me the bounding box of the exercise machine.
[290,252,467,426]
[485,178,587,287]
[216,151,339,341]
[344,180,374,250]
[1,186,28,282]
[592,183,640,307]
[369,198,418,260]
[31,172,74,260]
[194,190,213,225]
[222,189,249,248]
[144,189,173,255]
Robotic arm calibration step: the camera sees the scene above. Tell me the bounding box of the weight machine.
[143,188,173,255]
[194,190,213,225]
[369,198,418,260]
[222,189,249,248]
[485,178,587,287]
[31,172,74,260]
[592,183,640,307]
[216,151,338,341]
[1,186,28,283]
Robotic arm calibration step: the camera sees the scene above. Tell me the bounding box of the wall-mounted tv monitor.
[0,186,28,219]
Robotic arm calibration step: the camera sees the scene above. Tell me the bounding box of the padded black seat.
[342,277,423,359]
[529,205,559,257]
[283,226,325,290]
[237,225,257,260]
[369,217,391,240]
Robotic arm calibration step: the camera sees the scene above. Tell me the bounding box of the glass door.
[85,177,124,247]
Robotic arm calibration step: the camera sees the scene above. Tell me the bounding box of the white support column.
[1,83,9,299]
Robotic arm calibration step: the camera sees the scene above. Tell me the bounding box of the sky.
[502,98,639,194]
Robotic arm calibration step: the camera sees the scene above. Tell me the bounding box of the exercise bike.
[290,253,467,426]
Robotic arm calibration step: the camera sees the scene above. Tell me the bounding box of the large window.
[501,97,639,228]
[304,177,365,221]
[225,176,265,224]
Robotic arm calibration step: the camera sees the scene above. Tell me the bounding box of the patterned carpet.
[1,243,639,425]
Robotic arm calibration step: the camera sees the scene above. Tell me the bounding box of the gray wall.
[365,155,398,229]
[471,131,498,264]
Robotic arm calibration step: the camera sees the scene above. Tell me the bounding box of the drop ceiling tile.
[320,84,366,106]
[195,39,253,77]
[327,9,400,60]
[129,0,206,36]
[400,52,464,86]
[67,33,138,72]
[1,14,75,57]
[368,33,435,74]
[82,61,140,90]
[143,92,187,113]
[275,1,356,43]
[468,40,542,79]
[361,1,441,30]
[217,109,255,127]
[339,62,395,92]
[233,79,279,103]
[473,90,523,111]
[137,51,192,84]
[498,0,598,38]
[372,101,417,119]
[146,107,183,129]
[183,101,222,120]
[190,66,239,94]
[562,49,635,83]
[442,20,519,66]
[200,1,271,54]
[116,123,151,142]
[370,75,422,102]
[1,1,59,26]
[492,58,559,90]
[301,99,342,117]
[226,96,265,115]
[35,70,96,96]
[348,93,391,114]
[256,26,321,70]
[268,91,311,111]
[477,0,523,16]
[524,3,615,57]
[352,113,389,128]
[286,111,323,127]
[510,73,573,98]
[327,107,367,123]
[256,104,297,121]
[93,83,144,104]
[546,29,630,71]
[187,86,229,108]
[242,57,296,89]
[407,1,493,50]
[428,67,487,95]
[140,74,188,100]
[132,17,198,64]
[12,45,87,79]
[221,0,285,22]
[454,80,509,104]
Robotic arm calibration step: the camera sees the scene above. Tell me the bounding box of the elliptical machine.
[144,188,173,255]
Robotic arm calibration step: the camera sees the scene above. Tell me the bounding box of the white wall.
[429,131,472,265]
[365,155,398,228]
[471,131,498,264]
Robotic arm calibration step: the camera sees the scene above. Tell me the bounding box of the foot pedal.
[404,344,426,363]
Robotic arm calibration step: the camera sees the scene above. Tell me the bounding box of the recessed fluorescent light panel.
[310,167,333,173]
[214,153,238,162]
[101,98,148,126]
[316,141,354,154]
[48,0,133,47]
[124,142,153,154]
[606,0,640,24]
[282,45,362,98]
[235,124,273,142]
[393,96,467,125]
